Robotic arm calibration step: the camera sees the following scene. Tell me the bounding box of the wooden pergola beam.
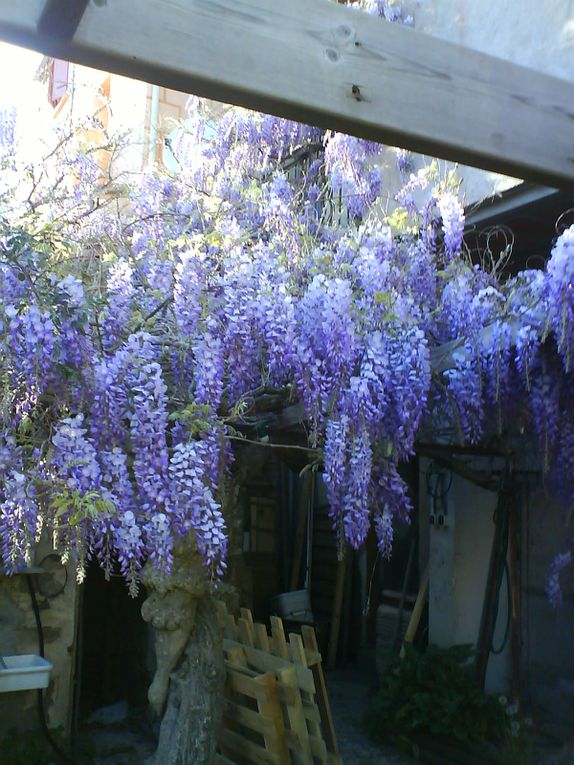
[1,0,574,187]
[38,0,89,39]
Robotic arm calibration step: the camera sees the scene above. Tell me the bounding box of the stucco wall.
[420,458,511,694]
[421,453,574,725]
[405,0,574,204]
[522,489,574,727]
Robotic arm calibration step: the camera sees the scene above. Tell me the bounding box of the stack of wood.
[215,601,340,765]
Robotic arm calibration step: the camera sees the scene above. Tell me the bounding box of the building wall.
[420,458,511,694]
[522,489,574,727]
[410,1,574,722]
[421,452,574,726]
[405,0,574,203]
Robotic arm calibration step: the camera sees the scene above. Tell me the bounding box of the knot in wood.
[335,24,355,43]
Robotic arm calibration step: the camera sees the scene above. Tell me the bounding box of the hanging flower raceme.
[3,95,574,608]
[2,303,57,418]
[294,275,358,435]
[546,549,572,608]
[0,436,40,572]
[169,437,227,579]
[123,334,171,513]
[546,224,574,371]
[438,192,465,259]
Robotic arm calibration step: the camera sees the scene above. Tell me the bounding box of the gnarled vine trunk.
[142,545,225,765]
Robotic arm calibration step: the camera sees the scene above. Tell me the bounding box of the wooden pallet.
[216,602,340,765]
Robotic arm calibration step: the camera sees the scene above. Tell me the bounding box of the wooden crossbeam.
[38,0,89,39]
[1,0,574,187]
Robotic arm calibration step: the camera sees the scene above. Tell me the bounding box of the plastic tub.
[0,655,53,693]
[271,590,313,622]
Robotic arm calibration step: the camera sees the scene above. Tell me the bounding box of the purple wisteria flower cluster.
[1,74,574,604]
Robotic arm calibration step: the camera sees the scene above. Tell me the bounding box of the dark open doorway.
[76,561,152,723]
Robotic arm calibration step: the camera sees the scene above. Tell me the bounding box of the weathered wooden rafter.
[1,0,574,187]
[37,0,89,39]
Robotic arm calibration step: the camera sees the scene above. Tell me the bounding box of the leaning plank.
[289,471,313,591]
[328,549,348,670]
[2,0,574,187]
[301,625,340,758]
[288,633,329,764]
[400,567,430,659]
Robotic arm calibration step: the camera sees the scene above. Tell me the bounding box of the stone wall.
[0,537,77,741]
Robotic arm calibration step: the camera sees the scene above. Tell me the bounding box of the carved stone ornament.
[141,542,225,765]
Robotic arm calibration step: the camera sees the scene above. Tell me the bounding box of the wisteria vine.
[0,3,573,602]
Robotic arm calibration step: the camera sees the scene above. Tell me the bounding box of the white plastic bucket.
[0,655,53,693]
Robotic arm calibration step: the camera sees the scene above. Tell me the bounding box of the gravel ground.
[82,667,412,765]
[325,667,574,765]
[326,665,413,765]
[81,680,574,765]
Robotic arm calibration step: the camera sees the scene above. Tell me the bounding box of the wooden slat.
[215,754,235,765]
[2,1,574,186]
[227,643,250,673]
[216,600,239,641]
[283,730,330,763]
[270,616,290,661]
[254,622,270,653]
[301,625,339,757]
[238,617,255,648]
[279,667,313,765]
[256,671,291,765]
[287,634,306,666]
[223,698,276,736]
[227,667,276,702]
[301,703,322,726]
[220,728,280,765]
[223,638,316,694]
[240,607,255,626]
[288,632,328,763]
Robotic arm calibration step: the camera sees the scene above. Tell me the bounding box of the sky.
[0,41,57,159]
[0,41,43,110]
